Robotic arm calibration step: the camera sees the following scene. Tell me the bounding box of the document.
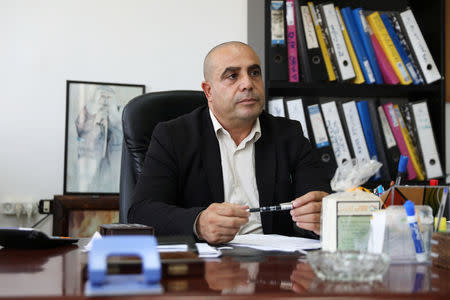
[228,234,321,252]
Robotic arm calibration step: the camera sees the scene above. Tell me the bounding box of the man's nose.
[239,74,253,91]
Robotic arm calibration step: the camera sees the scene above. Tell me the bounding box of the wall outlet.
[2,202,15,215]
[38,200,53,214]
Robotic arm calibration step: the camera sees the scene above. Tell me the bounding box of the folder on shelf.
[340,6,375,84]
[381,13,422,85]
[306,102,337,178]
[295,3,328,82]
[300,4,328,82]
[335,6,364,84]
[307,2,336,82]
[356,100,382,180]
[398,9,441,84]
[370,30,400,85]
[286,0,300,82]
[294,2,312,83]
[382,103,416,180]
[269,0,288,81]
[398,103,426,177]
[410,101,443,179]
[341,100,370,166]
[367,11,412,85]
[286,97,309,139]
[320,100,352,168]
[352,8,384,84]
[377,105,401,180]
[319,3,355,82]
[365,100,392,181]
[393,104,425,180]
[268,97,286,117]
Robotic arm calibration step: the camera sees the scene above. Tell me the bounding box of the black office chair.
[119,90,207,223]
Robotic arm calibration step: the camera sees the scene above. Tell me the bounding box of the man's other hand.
[290,191,328,235]
[196,203,250,244]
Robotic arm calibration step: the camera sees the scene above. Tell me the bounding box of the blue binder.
[356,100,381,180]
[380,13,422,85]
[341,7,375,84]
[352,8,384,84]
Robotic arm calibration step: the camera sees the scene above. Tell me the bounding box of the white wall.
[0,0,247,233]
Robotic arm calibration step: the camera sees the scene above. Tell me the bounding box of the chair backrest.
[119,90,206,223]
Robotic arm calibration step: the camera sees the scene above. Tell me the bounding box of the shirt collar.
[209,109,261,143]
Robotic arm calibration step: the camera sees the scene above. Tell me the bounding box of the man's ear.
[201,81,212,102]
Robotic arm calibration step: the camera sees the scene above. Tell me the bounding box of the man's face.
[203,44,265,126]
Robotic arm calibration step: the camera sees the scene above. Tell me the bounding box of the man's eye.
[228,73,237,79]
[250,70,261,77]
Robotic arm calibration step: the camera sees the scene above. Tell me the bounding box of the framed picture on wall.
[64,80,145,194]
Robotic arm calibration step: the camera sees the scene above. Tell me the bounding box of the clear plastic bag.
[330,159,382,192]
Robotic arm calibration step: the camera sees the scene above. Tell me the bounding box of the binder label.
[363,60,375,83]
[321,101,352,166]
[411,101,443,178]
[307,104,329,148]
[301,5,319,49]
[287,99,309,139]
[400,9,441,84]
[271,1,286,46]
[377,106,396,149]
[321,3,355,81]
[268,98,286,117]
[342,101,370,164]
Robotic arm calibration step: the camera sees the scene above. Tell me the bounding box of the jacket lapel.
[200,109,224,204]
[255,113,276,233]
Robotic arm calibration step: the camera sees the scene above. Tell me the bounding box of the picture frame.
[52,195,119,237]
[64,80,145,194]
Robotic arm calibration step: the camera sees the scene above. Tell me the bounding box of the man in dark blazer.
[129,42,330,244]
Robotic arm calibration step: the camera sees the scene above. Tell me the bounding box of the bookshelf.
[264,0,445,183]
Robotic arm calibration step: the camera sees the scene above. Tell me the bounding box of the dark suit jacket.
[128,105,331,237]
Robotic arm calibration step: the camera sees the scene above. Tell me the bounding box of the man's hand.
[290,191,328,235]
[196,203,250,244]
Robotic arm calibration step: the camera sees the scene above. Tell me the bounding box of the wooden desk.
[1,242,449,299]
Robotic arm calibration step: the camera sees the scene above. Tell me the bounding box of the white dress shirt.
[209,110,263,234]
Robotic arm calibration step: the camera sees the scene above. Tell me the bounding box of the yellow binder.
[394,105,425,180]
[307,2,336,82]
[336,7,364,84]
[367,12,412,85]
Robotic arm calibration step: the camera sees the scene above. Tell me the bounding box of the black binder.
[269,0,288,81]
[366,99,392,181]
[305,97,337,179]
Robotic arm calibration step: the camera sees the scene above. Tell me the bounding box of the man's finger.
[215,203,250,218]
[295,222,320,234]
[291,201,322,217]
[292,191,328,208]
[291,213,320,223]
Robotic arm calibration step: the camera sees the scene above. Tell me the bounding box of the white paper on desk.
[82,231,102,252]
[157,244,188,252]
[196,243,222,258]
[228,234,321,252]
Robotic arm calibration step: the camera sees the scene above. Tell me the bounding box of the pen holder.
[384,205,433,263]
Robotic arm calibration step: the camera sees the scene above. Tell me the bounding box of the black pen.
[246,202,293,213]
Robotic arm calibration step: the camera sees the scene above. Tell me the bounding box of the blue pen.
[395,155,408,185]
[404,200,426,263]
[376,185,385,196]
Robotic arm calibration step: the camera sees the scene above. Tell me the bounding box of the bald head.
[203,41,259,82]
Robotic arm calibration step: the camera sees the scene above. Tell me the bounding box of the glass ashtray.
[306,250,390,282]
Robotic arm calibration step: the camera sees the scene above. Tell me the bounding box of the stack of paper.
[228,234,321,252]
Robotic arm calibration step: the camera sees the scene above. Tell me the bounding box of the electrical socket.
[38,199,53,214]
[2,202,15,215]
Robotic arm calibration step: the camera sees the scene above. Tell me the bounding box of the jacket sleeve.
[128,122,204,236]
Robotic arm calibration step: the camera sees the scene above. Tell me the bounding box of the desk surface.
[0,242,449,299]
